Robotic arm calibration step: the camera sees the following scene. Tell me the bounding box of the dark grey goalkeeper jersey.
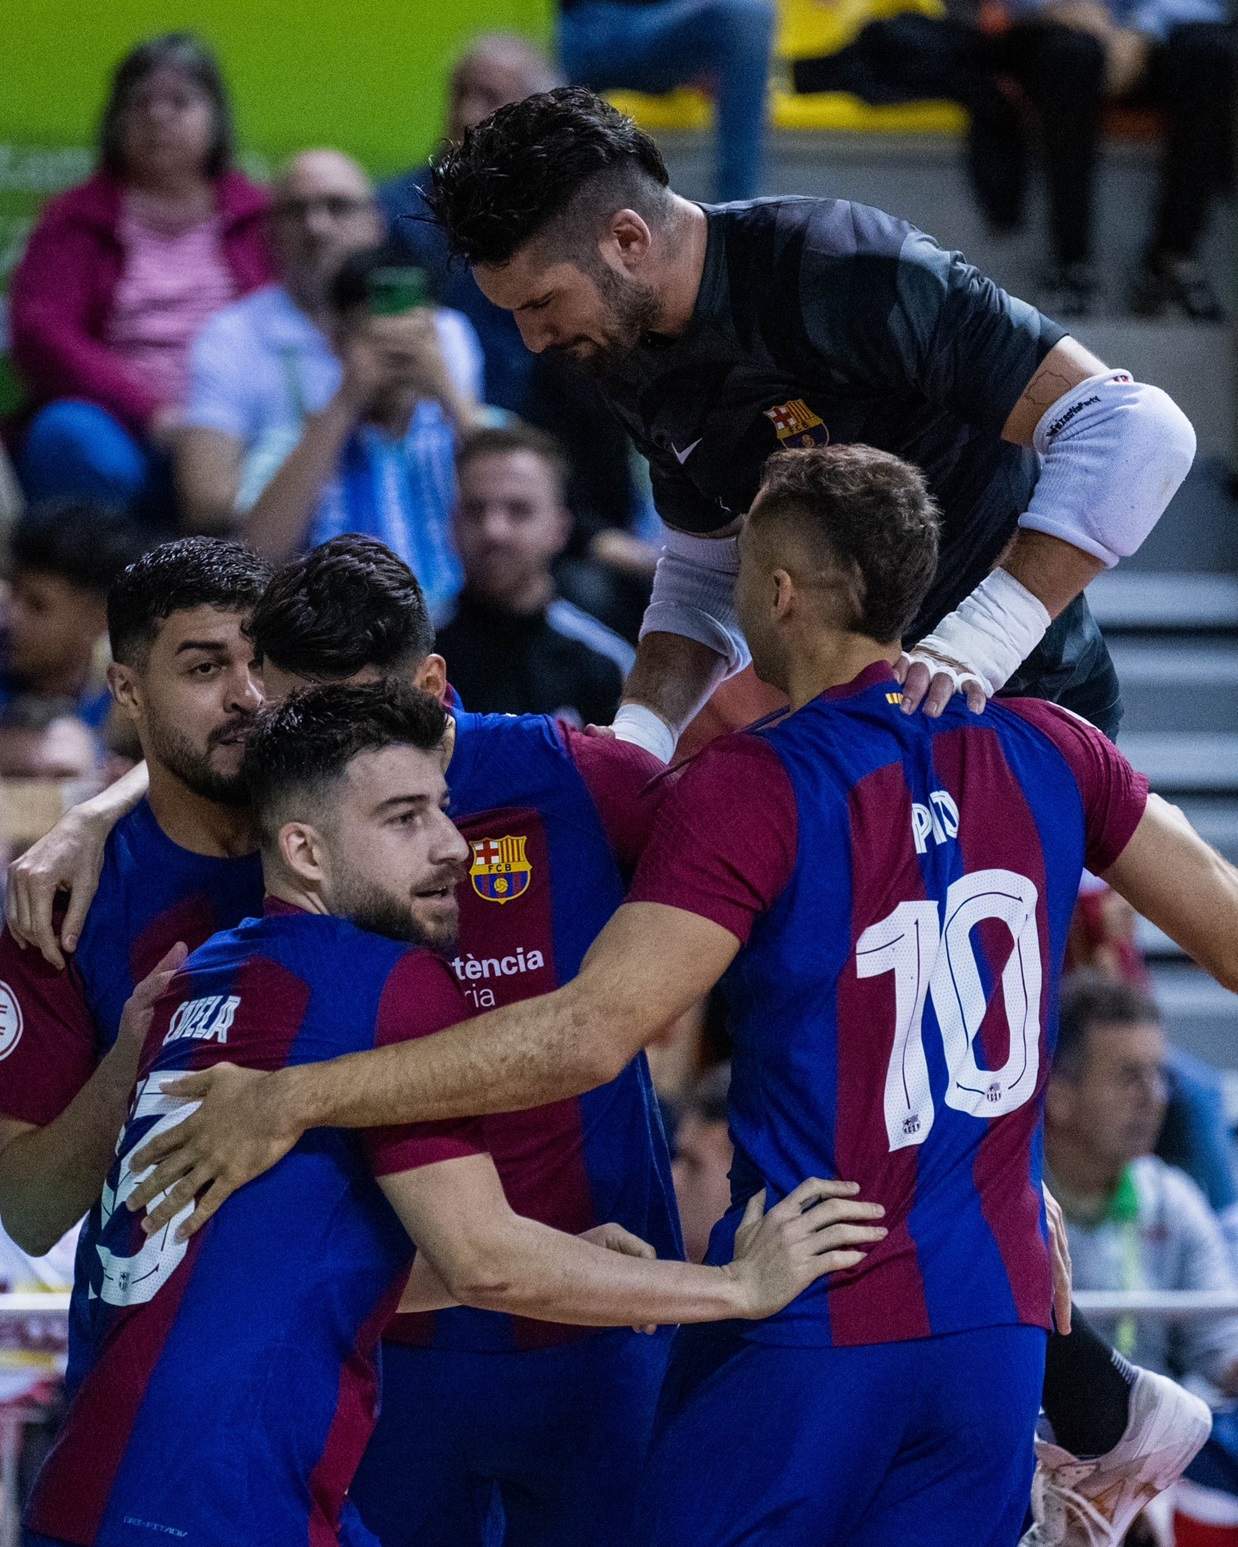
[603,197,1121,734]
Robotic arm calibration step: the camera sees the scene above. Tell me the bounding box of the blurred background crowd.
[0,2,1232,1540]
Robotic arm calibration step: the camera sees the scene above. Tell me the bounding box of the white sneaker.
[1020,1367,1212,1546]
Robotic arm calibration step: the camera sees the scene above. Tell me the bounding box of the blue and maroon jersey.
[629,663,1148,1347]
[390,709,681,1352]
[0,799,263,1391]
[26,902,482,1547]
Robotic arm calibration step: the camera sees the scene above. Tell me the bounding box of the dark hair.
[249,536,435,681]
[456,421,569,494]
[99,32,235,181]
[107,538,272,666]
[426,85,670,267]
[751,446,941,644]
[1056,971,1161,1078]
[243,679,448,841]
[9,503,150,595]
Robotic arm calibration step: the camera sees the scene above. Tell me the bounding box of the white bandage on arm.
[909,567,1051,696]
[612,703,677,763]
[1019,369,1196,567]
[639,527,751,678]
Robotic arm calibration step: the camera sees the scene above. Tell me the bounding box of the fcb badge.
[469,835,532,905]
[764,399,829,449]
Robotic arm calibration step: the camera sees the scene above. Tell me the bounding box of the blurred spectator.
[792,2,1233,319]
[1066,877,1238,1225]
[1046,973,1238,1394]
[559,0,775,202]
[1,503,146,735]
[380,36,648,566]
[178,151,481,613]
[234,245,471,607]
[0,705,99,786]
[996,0,1233,318]
[9,34,273,518]
[435,423,634,723]
[671,1063,733,1263]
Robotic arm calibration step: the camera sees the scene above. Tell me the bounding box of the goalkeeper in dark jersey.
[426,86,1194,761]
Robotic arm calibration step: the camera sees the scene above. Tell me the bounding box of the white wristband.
[612,703,677,764]
[910,569,1051,696]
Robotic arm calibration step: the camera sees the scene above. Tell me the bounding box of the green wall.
[3,0,550,174]
[0,1,551,403]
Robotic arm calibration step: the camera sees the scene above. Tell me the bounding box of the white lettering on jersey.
[0,983,23,1060]
[451,949,545,983]
[164,994,241,1046]
[911,789,961,854]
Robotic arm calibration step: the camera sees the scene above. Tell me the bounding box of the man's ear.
[279,821,329,889]
[107,661,142,719]
[771,568,796,620]
[603,208,653,274]
[415,653,449,703]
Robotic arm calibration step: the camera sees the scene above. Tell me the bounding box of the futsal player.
[135,447,1238,1544]
[23,681,880,1547]
[425,87,1195,747]
[0,539,271,1389]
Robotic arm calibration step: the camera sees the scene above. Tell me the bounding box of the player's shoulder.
[996,695,1117,760]
[374,946,468,1045]
[667,729,789,803]
[714,195,914,257]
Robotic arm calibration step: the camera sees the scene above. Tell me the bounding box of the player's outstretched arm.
[1101,794,1238,993]
[902,337,1195,717]
[383,1154,886,1328]
[0,942,184,1254]
[6,760,149,967]
[127,903,739,1238]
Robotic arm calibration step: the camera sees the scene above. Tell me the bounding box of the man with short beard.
[0,537,270,1382]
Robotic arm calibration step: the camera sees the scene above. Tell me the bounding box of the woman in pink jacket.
[10,33,273,522]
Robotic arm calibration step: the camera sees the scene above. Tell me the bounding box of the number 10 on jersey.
[856,868,1043,1153]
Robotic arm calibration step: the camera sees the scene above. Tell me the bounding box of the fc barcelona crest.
[764,399,829,448]
[469,835,532,905]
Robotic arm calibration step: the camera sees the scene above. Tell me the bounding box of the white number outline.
[856,868,1043,1153]
[95,1075,200,1307]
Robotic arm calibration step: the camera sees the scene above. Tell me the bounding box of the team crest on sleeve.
[0,983,23,1060]
[469,835,532,905]
[765,399,830,448]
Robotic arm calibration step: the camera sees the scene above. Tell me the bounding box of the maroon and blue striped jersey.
[629,663,1148,1346]
[391,710,682,1352]
[26,902,482,1547]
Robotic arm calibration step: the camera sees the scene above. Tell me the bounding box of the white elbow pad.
[1019,369,1196,567]
[639,527,751,678]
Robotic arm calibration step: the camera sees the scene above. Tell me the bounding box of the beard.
[145,712,255,807]
[550,263,661,379]
[331,865,458,952]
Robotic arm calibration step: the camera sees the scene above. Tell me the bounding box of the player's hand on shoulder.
[5,802,112,968]
[895,647,989,719]
[125,1063,301,1241]
[725,1178,887,1319]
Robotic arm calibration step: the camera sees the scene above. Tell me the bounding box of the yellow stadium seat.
[607,0,964,138]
